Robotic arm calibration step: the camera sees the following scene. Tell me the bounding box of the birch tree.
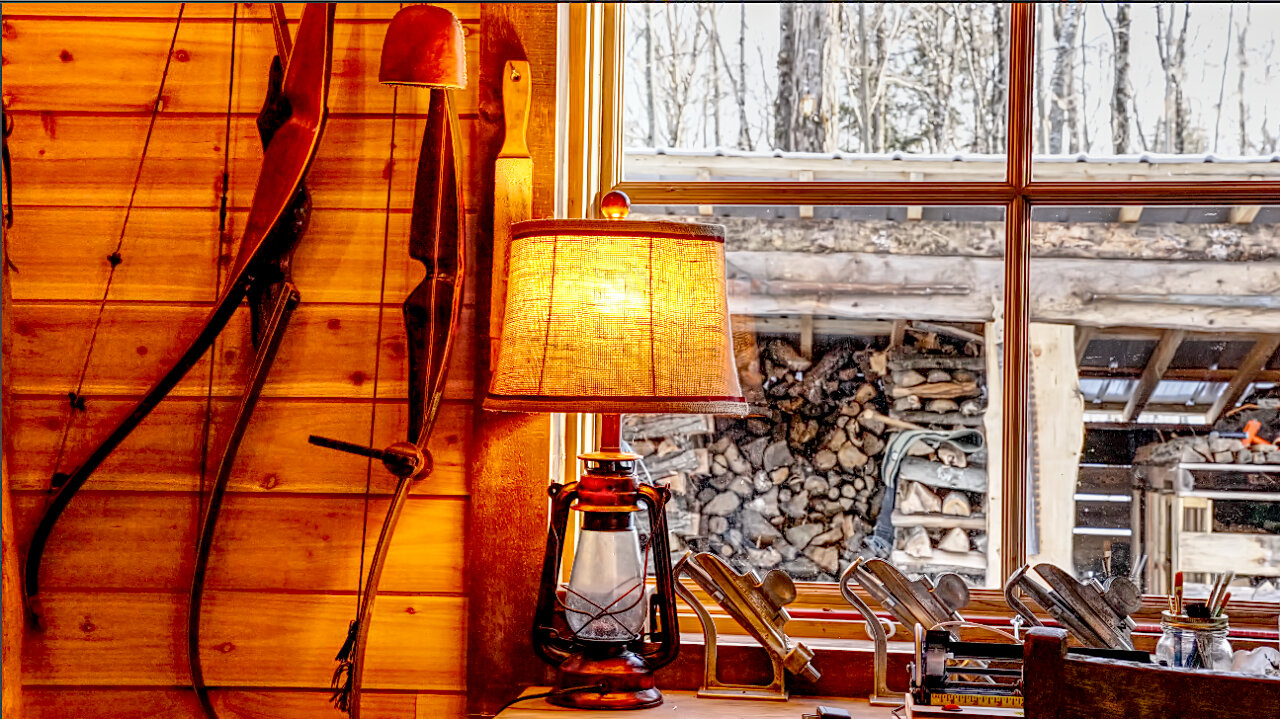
[774,2,839,152]
[1048,3,1082,154]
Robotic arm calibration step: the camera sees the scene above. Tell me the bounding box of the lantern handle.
[635,484,680,670]
[532,482,579,665]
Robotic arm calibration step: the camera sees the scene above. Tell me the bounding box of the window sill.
[497,688,889,718]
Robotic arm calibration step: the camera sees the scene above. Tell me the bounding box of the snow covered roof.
[626,146,1280,164]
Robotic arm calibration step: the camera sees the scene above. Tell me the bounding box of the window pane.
[1029,204,1279,606]
[1032,3,1280,180]
[621,3,1009,182]
[623,205,1006,589]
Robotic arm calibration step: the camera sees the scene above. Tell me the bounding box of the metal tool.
[910,625,1149,715]
[839,557,971,705]
[673,551,819,700]
[1003,562,1142,650]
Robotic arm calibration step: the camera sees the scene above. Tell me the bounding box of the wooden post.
[2,217,22,717]
[468,4,560,716]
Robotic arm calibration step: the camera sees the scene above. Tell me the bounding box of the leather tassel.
[330,619,359,713]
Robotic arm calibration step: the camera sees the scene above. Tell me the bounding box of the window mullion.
[1001,2,1037,580]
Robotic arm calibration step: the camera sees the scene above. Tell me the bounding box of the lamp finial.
[600,190,631,220]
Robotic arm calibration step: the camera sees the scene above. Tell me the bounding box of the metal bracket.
[838,562,901,706]
[673,552,818,701]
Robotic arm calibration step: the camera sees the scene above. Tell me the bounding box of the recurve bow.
[22,3,336,624]
[308,83,467,719]
[186,5,313,718]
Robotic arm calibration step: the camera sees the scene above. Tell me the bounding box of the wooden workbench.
[496,689,892,718]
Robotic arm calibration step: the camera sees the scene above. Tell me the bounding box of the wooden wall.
[0,3,557,717]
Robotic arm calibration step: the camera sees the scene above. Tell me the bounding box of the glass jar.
[1155,611,1232,671]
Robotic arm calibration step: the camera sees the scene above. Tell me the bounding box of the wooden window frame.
[567,2,1280,636]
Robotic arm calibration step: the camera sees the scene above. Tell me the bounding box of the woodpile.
[880,333,989,580]
[1135,433,1280,466]
[625,323,990,582]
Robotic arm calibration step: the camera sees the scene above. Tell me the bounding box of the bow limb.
[188,8,319,714]
[337,89,467,719]
[22,2,335,622]
[188,285,298,719]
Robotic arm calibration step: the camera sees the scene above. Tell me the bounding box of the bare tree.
[737,3,751,148]
[1047,3,1082,154]
[1154,3,1191,153]
[1237,6,1250,154]
[1103,4,1132,153]
[774,2,838,152]
[644,3,656,147]
[1212,6,1234,153]
[989,3,1008,154]
[653,3,707,146]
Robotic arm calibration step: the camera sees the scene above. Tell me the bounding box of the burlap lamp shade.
[485,214,747,416]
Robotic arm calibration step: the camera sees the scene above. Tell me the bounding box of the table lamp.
[485,191,748,708]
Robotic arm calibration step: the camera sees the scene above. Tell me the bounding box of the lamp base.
[550,646,662,710]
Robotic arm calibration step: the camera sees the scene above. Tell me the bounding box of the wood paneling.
[6,303,476,399]
[7,397,469,495]
[6,207,480,306]
[1,15,479,116]
[22,687,465,719]
[5,115,483,212]
[11,493,467,592]
[23,591,465,689]
[3,2,491,715]
[2,4,482,21]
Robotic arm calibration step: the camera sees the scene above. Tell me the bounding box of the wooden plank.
[1117,205,1143,223]
[468,5,559,714]
[2,244,23,718]
[6,397,470,495]
[21,591,465,689]
[1206,334,1280,424]
[1228,205,1261,224]
[7,207,455,304]
[891,410,984,427]
[5,302,476,400]
[1024,627,1280,719]
[500,690,877,719]
[1178,532,1280,576]
[3,3,482,21]
[799,314,814,359]
[5,115,482,212]
[890,549,987,571]
[1074,325,1095,364]
[890,511,986,530]
[11,492,466,592]
[21,687,465,719]
[0,16,480,116]
[889,319,907,350]
[898,457,988,493]
[1120,329,1185,423]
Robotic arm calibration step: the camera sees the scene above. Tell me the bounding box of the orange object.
[1174,571,1185,615]
[1239,419,1269,446]
[378,4,467,89]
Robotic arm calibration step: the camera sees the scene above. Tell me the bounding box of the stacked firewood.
[1135,431,1280,466]
[626,325,990,582]
[881,342,989,580]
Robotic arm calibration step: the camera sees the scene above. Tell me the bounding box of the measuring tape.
[924,692,1024,709]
